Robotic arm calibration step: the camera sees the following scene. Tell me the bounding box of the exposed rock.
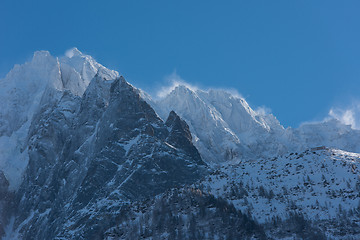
[12,75,206,240]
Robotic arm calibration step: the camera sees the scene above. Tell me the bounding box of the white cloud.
[64,47,82,58]
[155,71,246,100]
[328,102,360,129]
[65,49,75,58]
[255,106,272,116]
[156,71,198,98]
[217,88,244,99]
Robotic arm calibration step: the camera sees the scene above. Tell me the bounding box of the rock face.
[165,110,203,163]
[10,73,206,239]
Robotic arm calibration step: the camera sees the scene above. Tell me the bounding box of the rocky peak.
[165,110,192,145]
[165,110,203,165]
[108,76,162,126]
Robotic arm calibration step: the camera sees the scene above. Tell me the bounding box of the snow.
[118,135,141,156]
[0,51,62,189]
[154,85,246,163]
[2,217,17,240]
[0,122,29,190]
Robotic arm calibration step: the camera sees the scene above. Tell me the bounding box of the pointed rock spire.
[165,110,203,164]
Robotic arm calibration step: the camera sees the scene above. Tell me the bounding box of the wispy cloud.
[255,106,272,116]
[155,71,246,100]
[215,88,244,99]
[156,71,198,98]
[155,72,274,119]
[65,49,75,58]
[328,102,360,129]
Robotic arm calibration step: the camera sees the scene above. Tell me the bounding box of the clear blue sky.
[1,0,360,128]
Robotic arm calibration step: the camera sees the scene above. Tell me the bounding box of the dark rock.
[13,75,207,240]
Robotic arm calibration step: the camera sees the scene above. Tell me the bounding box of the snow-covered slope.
[198,147,360,239]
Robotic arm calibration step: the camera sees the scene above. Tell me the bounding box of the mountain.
[155,85,360,163]
[0,50,206,239]
[287,119,360,154]
[1,48,360,239]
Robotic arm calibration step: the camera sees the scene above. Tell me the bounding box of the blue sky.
[1,0,360,128]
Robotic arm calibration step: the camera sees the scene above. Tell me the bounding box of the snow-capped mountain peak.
[155,84,360,164]
[0,49,118,190]
[59,48,118,96]
[154,84,287,162]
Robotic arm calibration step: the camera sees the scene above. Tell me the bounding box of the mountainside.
[1,49,360,239]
